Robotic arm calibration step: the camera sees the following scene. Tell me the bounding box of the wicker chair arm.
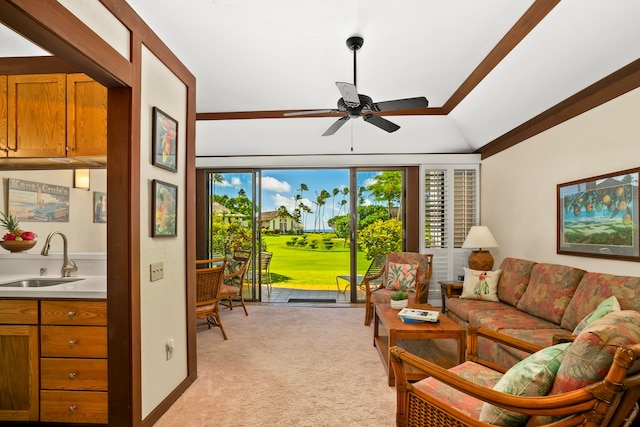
[363,265,386,291]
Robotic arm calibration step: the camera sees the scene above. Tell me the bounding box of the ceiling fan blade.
[284,109,336,117]
[335,82,360,107]
[362,114,400,133]
[371,96,429,112]
[322,116,350,136]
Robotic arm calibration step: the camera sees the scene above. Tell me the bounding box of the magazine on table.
[397,308,440,323]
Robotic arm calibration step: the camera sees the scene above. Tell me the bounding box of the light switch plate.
[150,261,164,282]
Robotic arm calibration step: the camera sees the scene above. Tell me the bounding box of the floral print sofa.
[446,257,640,370]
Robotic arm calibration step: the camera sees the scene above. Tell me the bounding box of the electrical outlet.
[150,262,164,282]
[166,339,174,360]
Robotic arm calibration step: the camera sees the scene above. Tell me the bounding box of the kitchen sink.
[0,278,85,288]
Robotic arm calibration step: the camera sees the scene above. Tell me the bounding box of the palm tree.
[211,173,224,195]
[277,205,290,234]
[331,187,340,219]
[337,187,349,216]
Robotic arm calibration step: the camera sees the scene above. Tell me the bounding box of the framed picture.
[93,191,107,223]
[151,106,178,172]
[152,180,178,237]
[557,168,639,260]
[8,178,69,223]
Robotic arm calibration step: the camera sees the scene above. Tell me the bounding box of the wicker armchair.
[390,324,640,427]
[195,258,227,339]
[221,250,251,315]
[363,253,433,326]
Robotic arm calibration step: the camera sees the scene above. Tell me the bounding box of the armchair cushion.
[550,310,640,395]
[479,342,570,426]
[461,268,501,302]
[385,262,418,290]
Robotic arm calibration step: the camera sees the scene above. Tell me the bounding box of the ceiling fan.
[284,36,429,136]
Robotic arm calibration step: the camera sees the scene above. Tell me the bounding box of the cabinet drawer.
[40,390,107,424]
[0,300,38,324]
[41,358,108,391]
[41,300,107,326]
[41,326,107,358]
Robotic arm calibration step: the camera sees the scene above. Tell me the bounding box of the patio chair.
[195,258,227,339]
[363,252,433,326]
[335,255,385,294]
[246,251,274,296]
[221,249,251,316]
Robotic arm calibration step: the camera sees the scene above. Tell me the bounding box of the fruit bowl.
[0,240,38,253]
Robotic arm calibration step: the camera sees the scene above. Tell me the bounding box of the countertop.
[0,274,106,299]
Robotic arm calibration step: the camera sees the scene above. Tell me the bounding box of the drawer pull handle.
[69,405,76,413]
[69,340,77,347]
[68,372,76,380]
[68,311,77,318]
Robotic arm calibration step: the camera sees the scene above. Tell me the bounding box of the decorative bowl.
[0,240,38,253]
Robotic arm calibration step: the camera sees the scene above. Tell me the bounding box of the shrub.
[358,218,402,260]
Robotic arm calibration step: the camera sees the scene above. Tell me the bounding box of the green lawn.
[263,234,370,289]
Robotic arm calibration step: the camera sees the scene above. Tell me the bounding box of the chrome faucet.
[40,231,78,277]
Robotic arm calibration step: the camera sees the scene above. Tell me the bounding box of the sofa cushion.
[560,272,640,331]
[413,361,502,420]
[468,309,562,332]
[461,268,501,302]
[385,262,418,290]
[497,258,537,306]
[447,298,515,323]
[516,263,586,324]
[572,295,620,336]
[479,343,570,426]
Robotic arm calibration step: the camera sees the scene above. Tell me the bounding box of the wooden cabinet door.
[66,74,107,156]
[7,74,66,157]
[0,76,7,156]
[0,325,39,421]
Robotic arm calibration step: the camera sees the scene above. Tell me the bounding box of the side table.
[438,280,463,313]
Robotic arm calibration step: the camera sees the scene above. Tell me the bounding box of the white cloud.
[230,177,242,186]
[272,194,295,212]
[262,176,291,193]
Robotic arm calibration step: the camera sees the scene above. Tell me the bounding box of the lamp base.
[468,250,494,271]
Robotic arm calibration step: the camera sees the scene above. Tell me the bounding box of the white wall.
[481,86,640,277]
[0,169,106,253]
[139,45,188,417]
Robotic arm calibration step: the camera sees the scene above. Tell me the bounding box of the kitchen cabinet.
[0,300,39,422]
[3,73,106,158]
[66,73,107,157]
[40,300,108,424]
[6,74,67,157]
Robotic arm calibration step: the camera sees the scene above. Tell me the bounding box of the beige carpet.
[154,305,397,426]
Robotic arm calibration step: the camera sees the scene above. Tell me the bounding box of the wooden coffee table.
[373,303,466,386]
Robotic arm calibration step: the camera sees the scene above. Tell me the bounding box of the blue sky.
[212,169,382,230]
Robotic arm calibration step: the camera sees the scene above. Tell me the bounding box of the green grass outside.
[263,234,370,289]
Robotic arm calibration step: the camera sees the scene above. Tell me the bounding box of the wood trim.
[479,57,640,159]
[442,0,560,113]
[0,56,79,75]
[405,167,420,252]
[195,169,207,260]
[0,0,131,88]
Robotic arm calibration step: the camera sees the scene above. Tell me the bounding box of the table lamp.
[462,226,499,271]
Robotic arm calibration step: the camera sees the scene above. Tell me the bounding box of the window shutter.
[424,170,447,249]
[453,169,477,248]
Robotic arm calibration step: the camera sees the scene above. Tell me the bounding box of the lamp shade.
[462,226,498,249]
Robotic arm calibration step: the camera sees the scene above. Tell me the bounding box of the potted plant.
[0,211,38,252]
[390,289,409,309]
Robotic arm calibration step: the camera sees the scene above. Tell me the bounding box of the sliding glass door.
[205,168,406,303]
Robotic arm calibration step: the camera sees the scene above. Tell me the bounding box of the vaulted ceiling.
[3,1,640,158]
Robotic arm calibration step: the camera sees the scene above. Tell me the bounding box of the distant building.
[259,210,304,234]
[211,202,247,225]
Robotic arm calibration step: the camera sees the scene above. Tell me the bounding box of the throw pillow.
[479,343,570,426]
[572,295,620,335]
[385,262,418,291]
[460,267,501,302]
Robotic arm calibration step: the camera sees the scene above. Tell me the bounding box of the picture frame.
[8,178,70,223]
[557,168,639,260]
[152,180,178,237]
[151,106,178,172]
[93,191,107,223]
